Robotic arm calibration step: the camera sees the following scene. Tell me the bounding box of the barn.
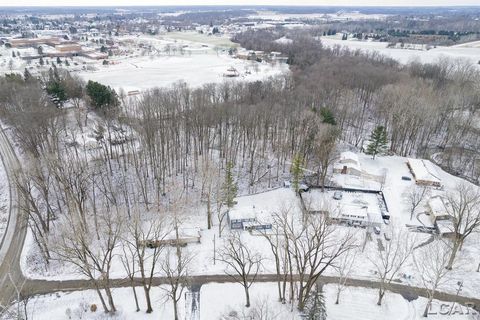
[406,158,442,187]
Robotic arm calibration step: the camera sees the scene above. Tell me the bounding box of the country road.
[0,125,478,315]
[0,125,28,311]
[21,274,480,311]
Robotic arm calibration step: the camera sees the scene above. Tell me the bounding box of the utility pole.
[213,234,216,265]
[448,281,463,315]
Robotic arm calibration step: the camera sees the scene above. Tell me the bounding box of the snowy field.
[0,33,288,92]
[7,283,476,320]
[320,37,480,67]
[75,54,288,92]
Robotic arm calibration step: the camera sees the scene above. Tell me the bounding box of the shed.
[407,158,442,187]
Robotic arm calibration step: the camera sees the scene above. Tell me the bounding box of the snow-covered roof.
[228,188,300,223]
[407,158,441,185]
[274,36,293,44]
[334,151,362,173]
[428,196,451,219]
[339,151,360,164]
[302,189,383,223]
[436,219,455,234]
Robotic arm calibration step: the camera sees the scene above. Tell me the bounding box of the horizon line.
[1,4,480,8]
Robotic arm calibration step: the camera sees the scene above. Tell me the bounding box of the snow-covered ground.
[324,285,477,320]
[320,37,480,67]
[75,53,288,92]
[6,283,476,320]
[11,283,297,320]
[0,33,288,92]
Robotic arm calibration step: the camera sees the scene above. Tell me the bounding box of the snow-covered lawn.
[7,283,476,320]
[14,283,297,320]
[324,285,476,320]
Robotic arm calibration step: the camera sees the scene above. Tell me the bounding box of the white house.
[227,188,299,230]
[333,151,363,176]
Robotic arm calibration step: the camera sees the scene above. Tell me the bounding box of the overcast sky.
[1,0,479,7]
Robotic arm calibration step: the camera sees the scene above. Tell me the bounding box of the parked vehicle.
[401,176,412,181]
[299,183,309,192]
[373,226,381,235]
[333,191,343,200]
[384,232,392,241]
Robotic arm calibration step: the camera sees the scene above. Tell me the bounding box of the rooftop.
[228,188,300,223]
[407,158,442,184]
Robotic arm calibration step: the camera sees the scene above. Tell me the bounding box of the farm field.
[75,53,288,92]
[320,37,480,66]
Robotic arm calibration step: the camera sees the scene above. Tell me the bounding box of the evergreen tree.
[86,80,119,110]
[304,286,327,320]
[320,107,336,125]
[222,162,238,209]
[23,68,32,81]
[366,125,388,159]
[291,154,304,194]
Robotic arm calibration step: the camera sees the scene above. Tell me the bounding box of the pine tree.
[320,107,336,125]
[291,154,304,194]
[366,125,388,159]
[222,162,238,209]
[304,286,327,320]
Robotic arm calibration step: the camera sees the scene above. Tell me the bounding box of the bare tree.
[334,248,357,305]
[444,183,480,270]
[406,186,429,220]
[285,213,357,311]
[260,207,292,304]
[123,211,169,313]
[120,237,140,312]
[53,209,123,313]
[161,247,194,320]
[414,239,452,317]
[368,229,416,306]
[218,232,263,308]
[313,124,339,191]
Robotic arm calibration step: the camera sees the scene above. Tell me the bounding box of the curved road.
[0,125,28,311]
[22,275,480,311]
[0,127,478,314]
